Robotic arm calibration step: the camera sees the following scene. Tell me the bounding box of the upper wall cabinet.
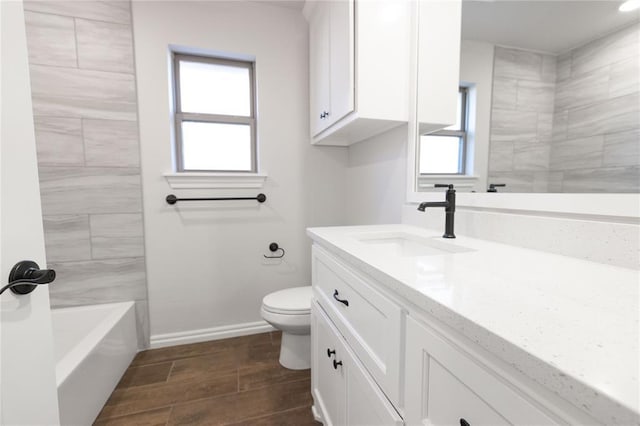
[304,0,412,146]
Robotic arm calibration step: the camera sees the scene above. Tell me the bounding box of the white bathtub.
[52,302,138,426]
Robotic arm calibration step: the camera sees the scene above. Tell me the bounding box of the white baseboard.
[149,320,275,349]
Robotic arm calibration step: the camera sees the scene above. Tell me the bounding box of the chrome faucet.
[417,184,456,239]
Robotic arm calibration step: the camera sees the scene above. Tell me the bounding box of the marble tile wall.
[488,46,556,192]
[487,23,640,193]
[551,23,640,193]
[23,0,149,346]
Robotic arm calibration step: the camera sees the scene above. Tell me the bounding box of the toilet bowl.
[261,286,312,370]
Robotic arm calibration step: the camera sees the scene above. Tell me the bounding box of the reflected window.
[172,53,256,172]
[419,87,468,175]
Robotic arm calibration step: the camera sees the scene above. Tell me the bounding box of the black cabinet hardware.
[327,348,336,358]
[487,183,506,193]
[320,111,330,119]
[166,193,266,205]
[333,360,343,369]
[333,289,349,307]
[0,260,56,296]
[460,419,470,426]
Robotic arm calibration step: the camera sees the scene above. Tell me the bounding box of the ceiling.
[462,0,640,54]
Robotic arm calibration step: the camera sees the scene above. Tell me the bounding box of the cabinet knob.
[460,419,470,426]
[320,111,330,119]
[333,289,349,307]
[327,348,336,358]
[333,359,343,370]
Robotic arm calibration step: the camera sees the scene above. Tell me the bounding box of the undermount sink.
[353,232,474,257]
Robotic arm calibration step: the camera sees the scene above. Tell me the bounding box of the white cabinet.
[404,316,561,426]
[309,0,352,136]
[305,0,412,146]
[312,302,404,426]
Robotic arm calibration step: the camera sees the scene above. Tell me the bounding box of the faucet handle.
[487,183,506,192]
[434,183,454,190]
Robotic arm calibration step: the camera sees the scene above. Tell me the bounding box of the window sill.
[163,172,267,189]
[418,175,479,190]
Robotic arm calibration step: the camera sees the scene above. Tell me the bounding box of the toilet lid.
[262,286,312,315]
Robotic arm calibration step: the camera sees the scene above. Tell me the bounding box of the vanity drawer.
[312,245,403,407]
[405,316,559,426]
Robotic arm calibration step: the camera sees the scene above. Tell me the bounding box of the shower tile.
[550,135,604,171]
[609,56,640,99]
[91,236,144,259]
[83,119,140,167]
[24,11,77,68]
[29,65,136,103]
[603,129,640,167]
[47,258,147,307]
[494,47,542,81]
[567,93,640,139]
[556,53,571,82]
[487,171,535,193]
[38,167,142,215]
[134,300,150,350]
[554,67,609,111]
[491,77,517,110]
[516,80,555,113]
[571,23,639,78]
[76,19,134,74]
[90,213,144,259]
[561,166,640,193]
[513,141,550,171]
[34,117,84,166]
[23,0,131,24]
[487,141,514,172]
[32,95,138,121]
[541,54,557,83]
[490,109,538,143]
[42,215,91,262]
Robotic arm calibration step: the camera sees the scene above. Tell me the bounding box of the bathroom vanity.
[307,225,639,426]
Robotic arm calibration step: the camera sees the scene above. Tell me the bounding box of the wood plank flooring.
[94,331,320,426]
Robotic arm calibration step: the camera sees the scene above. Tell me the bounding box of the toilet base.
[279,332,310,370]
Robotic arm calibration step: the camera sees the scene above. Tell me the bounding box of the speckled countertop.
[307,224,639,426]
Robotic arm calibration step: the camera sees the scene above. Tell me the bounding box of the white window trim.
[164,172,267,189]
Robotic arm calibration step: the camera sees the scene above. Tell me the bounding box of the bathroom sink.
[353,232,473,257]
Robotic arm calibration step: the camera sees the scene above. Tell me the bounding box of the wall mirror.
[413,0,639,198]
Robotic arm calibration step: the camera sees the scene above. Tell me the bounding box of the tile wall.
[488,23,640,192]
[23,0,149,345]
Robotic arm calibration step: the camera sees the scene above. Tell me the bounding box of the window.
[419,87,468,175]
[173,53,256,172]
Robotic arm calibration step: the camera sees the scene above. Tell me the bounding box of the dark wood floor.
[94,331,320,426]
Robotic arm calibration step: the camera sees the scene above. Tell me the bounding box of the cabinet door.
[309,1,331,136]
[405,317,558,426]
[327,0,354,127]
[312,302,344,426]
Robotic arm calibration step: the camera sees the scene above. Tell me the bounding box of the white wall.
[132,1,347,346]
[346,125,407,225]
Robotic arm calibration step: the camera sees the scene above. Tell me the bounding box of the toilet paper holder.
[264,242,285,259]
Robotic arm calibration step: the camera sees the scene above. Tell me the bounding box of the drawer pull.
[333,359,343,369]
[460,419,470,426]
[333,289,349,307]
[327,348,336,358]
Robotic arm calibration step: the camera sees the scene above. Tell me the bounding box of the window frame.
[419,86,469,175]
[172,53,257,173]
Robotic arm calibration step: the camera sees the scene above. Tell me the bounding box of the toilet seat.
[262,286,311,316]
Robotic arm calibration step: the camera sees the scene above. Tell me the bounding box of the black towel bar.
[166,193,266,205]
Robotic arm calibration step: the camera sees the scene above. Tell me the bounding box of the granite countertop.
[307,224,639,426]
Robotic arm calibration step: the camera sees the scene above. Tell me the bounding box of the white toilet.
[261,286,312,370]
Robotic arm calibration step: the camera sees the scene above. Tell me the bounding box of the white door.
[0,1,61,424]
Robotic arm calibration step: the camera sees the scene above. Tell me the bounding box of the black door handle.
[0,260,56,295]
[327,348,336,358]
[333,359,342,369]
[333,289,349,307]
